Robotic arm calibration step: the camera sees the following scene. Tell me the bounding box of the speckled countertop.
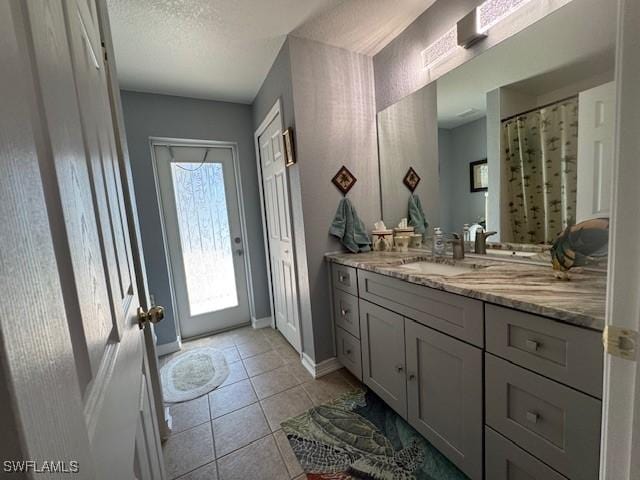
[325,250,607,331]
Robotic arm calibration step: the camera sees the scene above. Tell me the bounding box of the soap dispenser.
[433,227,445,256]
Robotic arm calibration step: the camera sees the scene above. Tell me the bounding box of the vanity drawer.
[333,289,360,338]
[485,427,568,480]
[332,264,358,296]
[486,354,601,480]
[357,270,484,347]
[485,304,603,398]
[336,326,362,381]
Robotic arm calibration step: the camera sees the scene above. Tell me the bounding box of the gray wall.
[378,82,440,229]
[439,117,487,233]
[251,36,379,363]
[288,36,379,362]
[121,91,270,345]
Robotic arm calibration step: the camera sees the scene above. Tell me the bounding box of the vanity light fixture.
[476,0,535,34]
[457,8,487,48]
[422,25,459,70]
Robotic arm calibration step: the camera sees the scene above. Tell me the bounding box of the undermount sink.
[397,260,484,277]
[485,249,539,258]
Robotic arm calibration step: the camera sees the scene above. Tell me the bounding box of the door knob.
[408,373,416,381]
[137,305,165,329]
[396,365,404,373]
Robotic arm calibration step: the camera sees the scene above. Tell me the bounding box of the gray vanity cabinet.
[485,427,568,480]
[405,319,483,480]
[359,299,407,418]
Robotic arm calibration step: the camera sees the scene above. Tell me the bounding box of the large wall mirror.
[378,0,616,247]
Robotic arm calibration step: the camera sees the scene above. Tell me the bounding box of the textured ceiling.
[107,0,435,103]
[293,0,437,56]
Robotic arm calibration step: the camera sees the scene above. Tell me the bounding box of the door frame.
[600,0,640,477]
[254,99,303,347]
[149,137,256,339]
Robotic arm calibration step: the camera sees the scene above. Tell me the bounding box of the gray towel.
[408,193,429,235]
[329,198,371,253]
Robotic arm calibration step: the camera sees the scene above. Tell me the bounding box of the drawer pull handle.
[408,373,416,381]
[525,411,539,424]
[340,309,349,317]
[396,365,404,373]
[525,339,540,351]
[345,349,352,355]
[339,274,346,282]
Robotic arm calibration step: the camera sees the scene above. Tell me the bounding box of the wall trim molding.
[302,353,342,379]
[156,336,182,357]
[252,316,273,329]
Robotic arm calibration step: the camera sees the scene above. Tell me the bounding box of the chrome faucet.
[447,233,465,260]
[475,229,497,254]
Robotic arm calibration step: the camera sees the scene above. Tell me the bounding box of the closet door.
[359,299,407,418]
[405,319,483,480]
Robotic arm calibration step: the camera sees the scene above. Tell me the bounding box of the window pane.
[171,162,238,316]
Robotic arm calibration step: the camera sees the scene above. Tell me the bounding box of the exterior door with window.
[154,143,250,338]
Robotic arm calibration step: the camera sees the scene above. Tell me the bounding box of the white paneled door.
[153,142,250,339]
[576,81,616,222]
[1,1,164,479]
[257,109,301,352]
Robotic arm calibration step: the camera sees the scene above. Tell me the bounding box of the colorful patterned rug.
[281,389,469,480]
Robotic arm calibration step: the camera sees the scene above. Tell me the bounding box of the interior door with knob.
[153,141,250,338]
[1,0,165,478]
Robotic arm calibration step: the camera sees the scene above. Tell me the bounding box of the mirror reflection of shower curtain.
[502,97,579,244]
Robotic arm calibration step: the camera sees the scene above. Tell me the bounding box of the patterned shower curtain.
[501,97,579,244]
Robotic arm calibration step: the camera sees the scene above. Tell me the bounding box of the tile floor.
[160,325,363,480]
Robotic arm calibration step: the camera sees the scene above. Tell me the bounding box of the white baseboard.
[156,336,182,357]
[251,316,273,329]
[302,353,342,379]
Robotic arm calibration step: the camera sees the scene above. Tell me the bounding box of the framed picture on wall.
[470,159,488,192]
[283,127,296,167]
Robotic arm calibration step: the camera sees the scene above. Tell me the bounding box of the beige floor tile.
[209,379,257,419]
[274,343,300,364]
[273,429,304,478]
[301,370,355,405]
[260,385,313,431]
[250,365,303,400]
[217,435,289,480]
[212,403,270,458]
[222,346,240,364]
[218,360,248,388]
[163,423,214,479]
[242,350,285,377]
[287,361,314,383]
[338,368,365,389]
[261,327,283,342]
[231,327,265,346]
[237,337,273,359]
[176,461,218,480]
[168,395,210,434]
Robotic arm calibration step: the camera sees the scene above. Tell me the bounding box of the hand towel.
[408,193,429,235]
[329,198,372,253]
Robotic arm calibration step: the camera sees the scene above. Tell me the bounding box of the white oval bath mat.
[161,347,229,403]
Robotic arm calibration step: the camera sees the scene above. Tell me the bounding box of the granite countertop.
[325,250,607,331]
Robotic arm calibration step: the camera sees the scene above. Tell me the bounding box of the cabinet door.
[359,299,407,418]
[405,319,483,480]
